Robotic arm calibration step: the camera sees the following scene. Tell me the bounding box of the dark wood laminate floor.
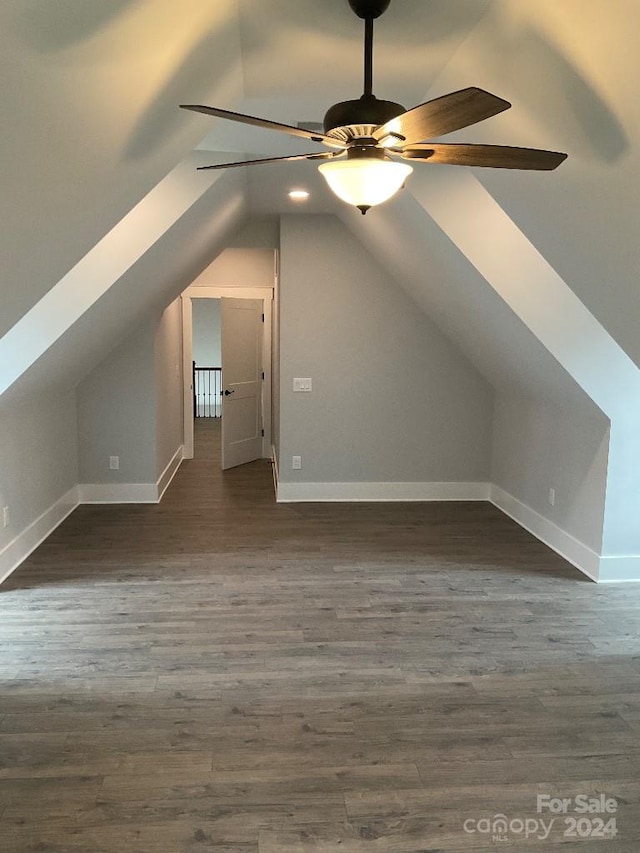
[2,420,640,852]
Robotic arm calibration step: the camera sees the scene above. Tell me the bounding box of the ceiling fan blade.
[197,152,344,171]
[180,104,346,149]
[401,143,568,170]
[374,87,511,146]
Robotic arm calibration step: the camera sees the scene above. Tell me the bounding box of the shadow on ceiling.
[238,0,491,49]
[465,6,628,165]
[13,1,628,167]
[510,28,628,164]
[13,0,137,52]
[123,22,241,160]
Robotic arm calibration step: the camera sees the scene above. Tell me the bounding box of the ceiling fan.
[181,0,567,214]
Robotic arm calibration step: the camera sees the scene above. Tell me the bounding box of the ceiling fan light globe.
[318,159,412,209]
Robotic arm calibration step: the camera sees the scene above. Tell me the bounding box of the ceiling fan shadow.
[13,0,137,52]
[510,28,628,164]
[379,0,491,47]
[263,0,489,47]
[238,0,348,44]
[124,23,242,161]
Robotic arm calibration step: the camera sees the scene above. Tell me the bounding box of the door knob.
[224,389,235,396]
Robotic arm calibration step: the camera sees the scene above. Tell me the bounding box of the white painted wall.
[77,298,186,488]
[192,300,221,367]
[278,214,494,487]
[340,195,615,576]
[229,217,280,250]
[2,1,638,579]
[77,321,157,486]
[191,248,275,289]
[416,0,640,577]
[0,169,246,581]
[155,299,185,479]
[0,386,78,564]
[491,394,609,553]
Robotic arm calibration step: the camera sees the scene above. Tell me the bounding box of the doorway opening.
[181,286,274,470]
[192,298,222,419]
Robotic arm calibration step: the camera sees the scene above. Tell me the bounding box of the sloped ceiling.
[2,0,638,410]
[339,194,598,409]
[0,0,244,336]
[221,0,490,144]
[194,0,639,405]
[429,0,640,369]
[3,171,247,405]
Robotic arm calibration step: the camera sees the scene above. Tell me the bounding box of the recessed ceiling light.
[288,189,310,201]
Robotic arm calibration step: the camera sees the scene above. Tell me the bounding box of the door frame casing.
[181,286,274,460]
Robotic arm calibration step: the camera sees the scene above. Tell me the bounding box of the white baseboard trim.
[277,480,490,503]
[79,446,184,505]
[598,555,640,583]
[489,484,600,582]
[157,446,184,501]
[0,448,186,586]
[0,486,79,586]
[270,445,279,497]
[4,467,637,587]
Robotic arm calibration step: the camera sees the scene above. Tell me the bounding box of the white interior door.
[221,297,263,470]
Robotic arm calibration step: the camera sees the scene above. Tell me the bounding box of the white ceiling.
[237,0,491,106]
[197,0,492,158]
[3,0,639,411]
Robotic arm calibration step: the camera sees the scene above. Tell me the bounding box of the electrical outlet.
[2,506,9,528]
[292,455,302,470]
[548,488,555,506]
[109,456,120,471]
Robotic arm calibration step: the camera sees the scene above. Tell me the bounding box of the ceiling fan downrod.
[323,0,404,136]
[349,0,391,97]
[364,16,374,96]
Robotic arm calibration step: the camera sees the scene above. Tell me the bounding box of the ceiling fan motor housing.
[323,94,405,137]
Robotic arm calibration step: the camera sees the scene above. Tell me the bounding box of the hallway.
[1,422,640,851]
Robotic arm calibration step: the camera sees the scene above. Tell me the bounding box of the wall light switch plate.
[293,378,312,392]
